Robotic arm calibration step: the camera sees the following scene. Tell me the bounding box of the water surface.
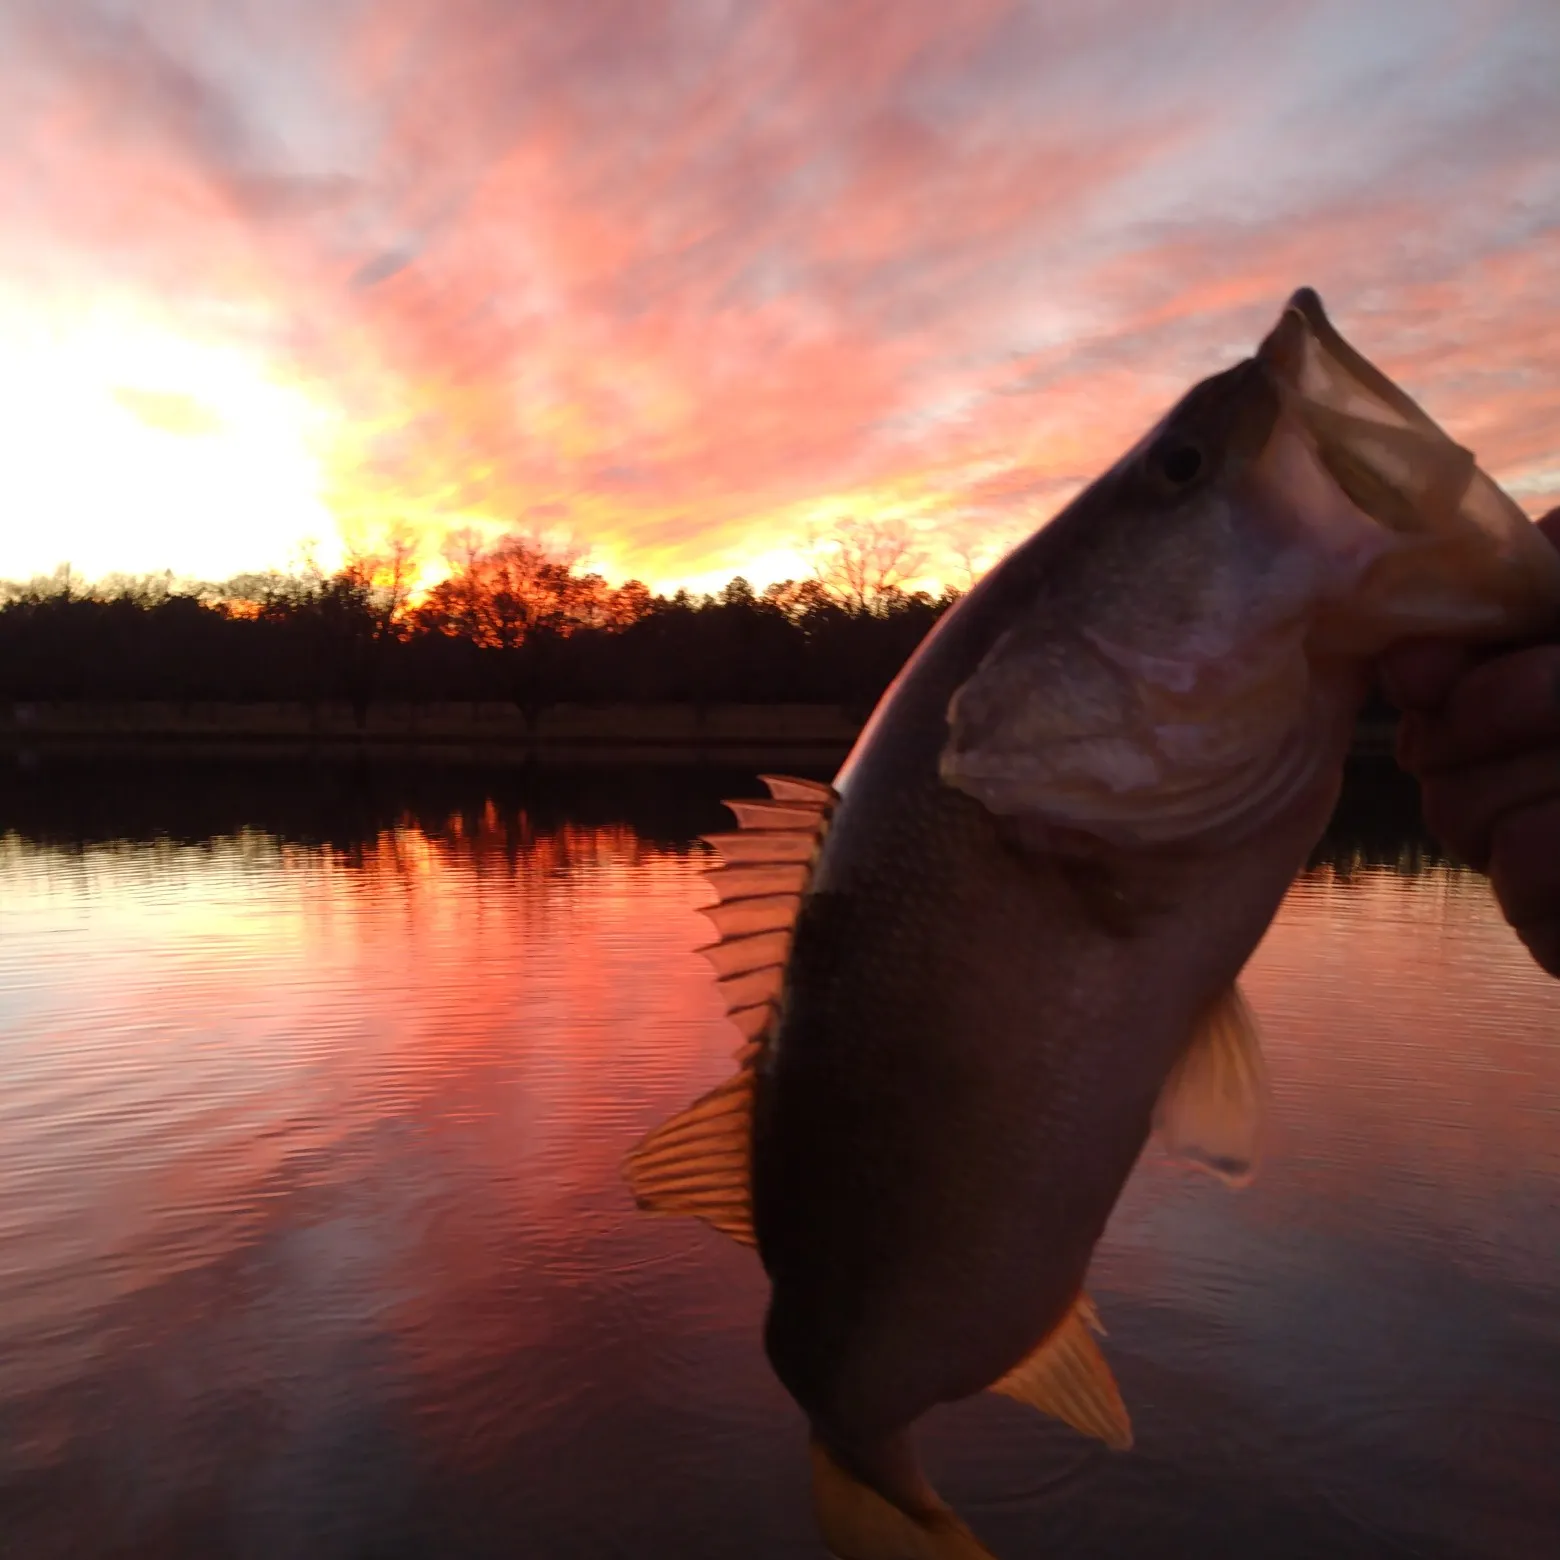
[1,761,1556,1558]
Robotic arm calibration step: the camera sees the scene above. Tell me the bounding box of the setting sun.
[0,302,338,585]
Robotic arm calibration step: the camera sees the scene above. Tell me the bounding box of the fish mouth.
[1257,288,1560,650]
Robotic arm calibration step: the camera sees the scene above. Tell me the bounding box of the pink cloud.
[1,0,1556,582]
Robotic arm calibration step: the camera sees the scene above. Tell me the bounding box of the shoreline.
[0,700,860,768]
[0,700,1401,766]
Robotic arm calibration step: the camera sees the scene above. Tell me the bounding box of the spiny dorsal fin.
[703,862,811,899]
[757,773,836,805]
[698,829,818,864]
[622,775,838,1246]
[696,928,792,979]
[989,1294,1133,1450]
[1153,981,1268,1186]
[724,798,830,830]
[698,773,837,1043]
[726,1004,775,1043]
[698,892,803,940]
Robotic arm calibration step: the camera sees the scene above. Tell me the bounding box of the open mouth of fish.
[1262,288,1560,649]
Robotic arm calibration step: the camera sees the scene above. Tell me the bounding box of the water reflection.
[0,757,1556,1558]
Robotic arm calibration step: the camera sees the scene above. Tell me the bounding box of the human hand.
[1378,507,1560,976]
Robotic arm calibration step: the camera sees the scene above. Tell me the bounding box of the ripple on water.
[0,787,1557,1558]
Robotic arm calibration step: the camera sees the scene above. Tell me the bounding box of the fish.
[624,289,1560,1559]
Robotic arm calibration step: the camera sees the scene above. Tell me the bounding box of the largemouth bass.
[625,290,1560,1559]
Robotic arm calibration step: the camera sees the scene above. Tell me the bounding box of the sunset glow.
[1,0,1556,592]
[0,301,339,583]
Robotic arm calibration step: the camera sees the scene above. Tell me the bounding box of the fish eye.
[1154,442,1204,486]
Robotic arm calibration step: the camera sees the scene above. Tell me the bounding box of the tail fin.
[809,1439,996,1560]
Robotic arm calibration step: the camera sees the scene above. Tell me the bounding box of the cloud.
[1,0,1557,583]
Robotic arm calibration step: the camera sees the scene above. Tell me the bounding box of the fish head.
[940,289,1560,846]
[1259,287,1560,651]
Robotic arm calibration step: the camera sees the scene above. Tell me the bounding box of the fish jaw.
[1263,288,1560,651]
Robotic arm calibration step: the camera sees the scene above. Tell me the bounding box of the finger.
[1488,796,1560,938]
[1397,644,1560,773]
[1418,746,1560,872]
[1377,639,1476,714]
[1378,509,1560,718]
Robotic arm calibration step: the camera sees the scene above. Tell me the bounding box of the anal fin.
[1153,981,1268,1185]
[989,1295,1133,1450]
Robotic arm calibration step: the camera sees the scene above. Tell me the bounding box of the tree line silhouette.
[0,524,957,720]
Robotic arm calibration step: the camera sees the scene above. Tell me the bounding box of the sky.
[0,0,1556,594]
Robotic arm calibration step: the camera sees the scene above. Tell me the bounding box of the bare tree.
[434,526,487,641]
[809,517,927,614]
[342,520,422,641]
[376,524,421,637]
[944,530,998,595]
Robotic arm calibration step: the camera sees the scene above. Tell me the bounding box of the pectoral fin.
[989,1295,1133,1450]
[1153,982,1268,1185]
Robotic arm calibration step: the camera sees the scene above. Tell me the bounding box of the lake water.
[1,759,1557,1559]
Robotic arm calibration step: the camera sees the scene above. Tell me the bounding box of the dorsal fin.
[695,773,836,1045]
[703,862,811,899]
[697,829,819,864]
[697,927,793,979]
[757,773,836,805]
[724,798,830,830]
[622,775,838,1245]
[699,892,803,940]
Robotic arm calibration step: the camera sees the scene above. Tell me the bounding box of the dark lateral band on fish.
[625,290,1560,1560]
